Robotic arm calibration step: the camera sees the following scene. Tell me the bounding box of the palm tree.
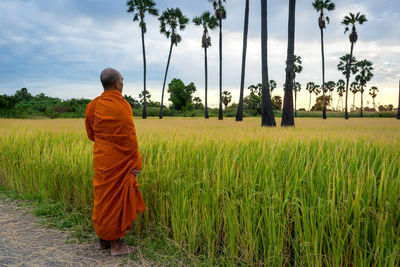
[294,82,301,117]
[312,0,335,120]
[336,79,345,110]
[281,0,296,127]
[355,59,373,117]
[369,86,378,111]
[260,0,276,126]
[350,81,360,111]
[342,12,367,119]
[236,0,249,121]
[126,0,158,119]
[193,96,202,109]
[313,85,321,108]
[210,0,227,120]
[269,80,277,96]
[139,89,151,105]
[222,90,232,109]
[159,8,189,119]
[293,55,302,117]
[193,11,218,119]
[325,81,336,108]
[306,82,317,111]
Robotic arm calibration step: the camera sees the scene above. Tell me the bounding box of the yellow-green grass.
[0,118,399,265]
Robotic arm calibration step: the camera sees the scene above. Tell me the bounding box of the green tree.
[209,0,227,120]
[222,90,232,109]
[342,12,367,119]
[311,95,332,111]
[261,0,276,126]
[159,8,189,118]
[272,95,283,110]
[281,0,296,127]
[369,86,378,111]
[0,95,17,110]
[236,0,249,121]
[127,0,159,119]
[14,88,32,102]
[193,11,218,119]
[312,0,335,119]
[167,79,196,111]
[355,59,373,117]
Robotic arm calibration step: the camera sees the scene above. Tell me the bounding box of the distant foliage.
[167,78,197,111]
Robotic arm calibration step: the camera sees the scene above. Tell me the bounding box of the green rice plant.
[0,118,399,266]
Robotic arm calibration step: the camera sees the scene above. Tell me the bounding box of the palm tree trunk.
[397,78,400,119]
[281,0,296,127]
[320,25,327,120]
[360,88,364,117]
[236,0,249,122]
[204,46,209,119]
[309,92,312,111]
[353,93,355,111]
[344,41,354,120]
[218,1,223,120]
[261,0,276,127]
[141,25,147,119]
[159,41,174,119]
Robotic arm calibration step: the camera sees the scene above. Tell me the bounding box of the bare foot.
[110,239,137,256]
[98,239,111,250]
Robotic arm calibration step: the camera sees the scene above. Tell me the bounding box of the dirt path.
[0,195,151,266]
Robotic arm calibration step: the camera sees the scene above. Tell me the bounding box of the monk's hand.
[131,169,141,177]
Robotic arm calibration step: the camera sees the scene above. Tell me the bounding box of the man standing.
[85,68,145,256]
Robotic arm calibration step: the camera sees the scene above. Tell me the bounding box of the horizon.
[1,0,399,109]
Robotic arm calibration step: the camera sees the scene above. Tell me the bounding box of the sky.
[1,0,399,109]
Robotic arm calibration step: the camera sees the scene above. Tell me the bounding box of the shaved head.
[100,68,122,90]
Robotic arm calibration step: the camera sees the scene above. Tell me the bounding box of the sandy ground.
[0,195,152,267]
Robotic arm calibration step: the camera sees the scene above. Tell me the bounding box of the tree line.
[126,0,400,126]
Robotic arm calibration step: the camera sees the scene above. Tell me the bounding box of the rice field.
[0,118,399,266]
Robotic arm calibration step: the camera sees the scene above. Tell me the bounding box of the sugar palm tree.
[293,55,302,117]
[355,59,373,117]
[349,81,360,111]
[294,82,301,117]
[306,82,317,111]
[236,0,249,121]
[222,90,232,109]
[336,79,345,110]
[126,0,159,119]
[159,8,189,119]
[268,80,277,97]
[281,0,296,127]
[342,12,367,119]
[193,11,218,119]
[312,0,335,119]
[260,0,276,126]
[369,86,378,111]
[209,0,227,120]
[325,81,336,108]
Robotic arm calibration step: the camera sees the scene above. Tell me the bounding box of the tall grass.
[0,118,399,265]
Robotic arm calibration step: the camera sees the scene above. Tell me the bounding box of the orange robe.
[85,89,146,241]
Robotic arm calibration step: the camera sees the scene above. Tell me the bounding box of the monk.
[85,68,146,256]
